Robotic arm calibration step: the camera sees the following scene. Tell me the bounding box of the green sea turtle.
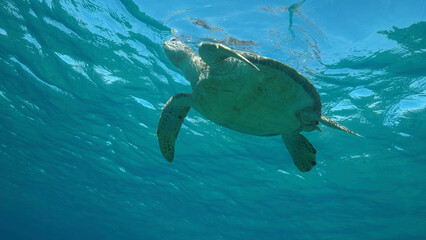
[157,37,361,172]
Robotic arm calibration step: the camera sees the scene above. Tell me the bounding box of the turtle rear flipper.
[157,93,193,162]
[282,133,317,172]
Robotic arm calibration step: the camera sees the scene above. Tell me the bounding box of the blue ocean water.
[1,0,425,239]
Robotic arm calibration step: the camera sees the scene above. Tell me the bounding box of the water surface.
[0,0,425,239]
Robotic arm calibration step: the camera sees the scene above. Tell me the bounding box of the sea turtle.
[157,37,361,172]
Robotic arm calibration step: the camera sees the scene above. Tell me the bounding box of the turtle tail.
[320,115,363,138]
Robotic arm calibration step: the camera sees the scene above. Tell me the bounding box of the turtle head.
[163,38,201,87]
[163,38,195,69]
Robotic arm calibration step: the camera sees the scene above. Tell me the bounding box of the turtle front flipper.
[282,133,317,172]
[157,93,193,162]
[198,42,259,71]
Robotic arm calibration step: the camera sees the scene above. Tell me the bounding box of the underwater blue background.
[0,0,425,239]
